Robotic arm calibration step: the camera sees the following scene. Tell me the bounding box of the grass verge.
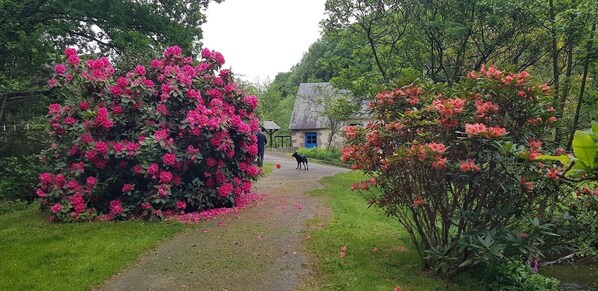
[262,163,274,177]
[0,167,274,291]
[0,204,186,291]
[303,171,447,290]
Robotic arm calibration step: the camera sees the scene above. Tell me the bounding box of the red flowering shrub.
[342,65,564,276]
[38,46,261,222]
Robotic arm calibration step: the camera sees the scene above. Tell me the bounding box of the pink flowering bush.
[342,66,565,276]
[38,46,261,222]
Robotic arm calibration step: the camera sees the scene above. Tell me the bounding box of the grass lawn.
[0,204,186,291]
[0,165,274,291]
[304,171,450,290]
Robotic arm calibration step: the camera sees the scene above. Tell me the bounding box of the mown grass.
[262,162,274,177]
[0,165,274,291]
[0,204,186,291]
[304,171,450,290]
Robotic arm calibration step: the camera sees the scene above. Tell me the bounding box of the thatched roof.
[289,83,336,130]
[289,83,368,130]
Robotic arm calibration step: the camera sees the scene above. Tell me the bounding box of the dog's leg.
[305,160,308,170]
[296,162,300,169]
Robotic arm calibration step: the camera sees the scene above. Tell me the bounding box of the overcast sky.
[202,0,327,83]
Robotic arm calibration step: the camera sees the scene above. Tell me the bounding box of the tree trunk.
[549,0,562,145]
[0,94,7,123]
[567,22,595,151]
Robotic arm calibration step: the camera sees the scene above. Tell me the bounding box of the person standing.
[256,131,267,167]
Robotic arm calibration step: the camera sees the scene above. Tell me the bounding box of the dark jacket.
[257,132,267,153]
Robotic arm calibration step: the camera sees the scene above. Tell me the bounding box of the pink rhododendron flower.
[147,163,159,176]
[176,200,187,210]
[54,64,67,75]
[51,204,62,214]
[164,46,182,57]
[159,171,173,183]
[135,65,146,76]
[39,172,53,185]
[78,101,89,110]
[64,116,76,125]
[163,153,177,166]
[94,107,114,129]
[95,141,108,154]
[86,176,97,187]
[218,183,233,197]
[49,103,61,115]
[36,188,48,197]
[156,104,169,115]
[110,200,124,216]
[122,184,134,192]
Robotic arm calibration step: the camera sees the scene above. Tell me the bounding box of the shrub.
[0,200,29,215]
[297,147,341,163]
[479,261,559,290]
[342,66,565,276]
[38,46,261,222]
[0,155,48,202]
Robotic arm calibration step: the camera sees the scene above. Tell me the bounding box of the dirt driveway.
[98,151,349,291]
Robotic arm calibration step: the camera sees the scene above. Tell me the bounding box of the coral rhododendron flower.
[459,160,481,172]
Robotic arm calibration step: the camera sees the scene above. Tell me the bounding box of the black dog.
[292,152,309,170]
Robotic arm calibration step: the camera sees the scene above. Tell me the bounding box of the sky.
[202,0,327,83]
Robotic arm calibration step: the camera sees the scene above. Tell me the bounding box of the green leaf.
[571,130,598,169]
[535,154,571,167]
[458,258,474,268]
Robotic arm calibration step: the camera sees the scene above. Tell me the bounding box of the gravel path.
[98,151,349,291]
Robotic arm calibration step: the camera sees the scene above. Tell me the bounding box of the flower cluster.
[39,46,261,222]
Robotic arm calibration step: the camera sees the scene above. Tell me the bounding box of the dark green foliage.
[478,262,559,290]
[0,0,222,92]
[0,200,28,215]
[0,155,47,202]
[297,147,341,164]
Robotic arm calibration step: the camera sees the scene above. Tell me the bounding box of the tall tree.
[0,0,222,92]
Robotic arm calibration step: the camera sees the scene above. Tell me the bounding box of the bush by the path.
[342,66,569,277]
[297,147,342,164]
[38,46,261,222]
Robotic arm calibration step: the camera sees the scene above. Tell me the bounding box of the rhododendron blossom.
[38,46,261,222]
[459,160,481,172]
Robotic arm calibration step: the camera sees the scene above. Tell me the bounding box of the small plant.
[476,261,559,290]
[342,65,565,277]
[38,46,261,222]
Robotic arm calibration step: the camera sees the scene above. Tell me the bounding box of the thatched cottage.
[288,83,367,149]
